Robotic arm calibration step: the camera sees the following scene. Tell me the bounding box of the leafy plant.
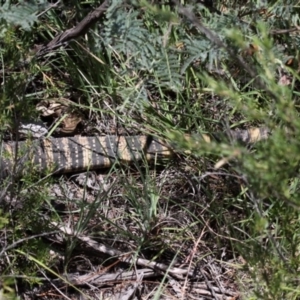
[1,0,300,298]
[0,0,48,33]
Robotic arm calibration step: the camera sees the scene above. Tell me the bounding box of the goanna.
[0,127,270,179]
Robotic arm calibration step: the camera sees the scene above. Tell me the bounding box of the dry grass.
[1,0,300,299]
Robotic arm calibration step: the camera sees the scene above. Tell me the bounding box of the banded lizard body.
[0,127,270,179]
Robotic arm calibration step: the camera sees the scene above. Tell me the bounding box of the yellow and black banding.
[210,127,270,144]
[0,128,270,178]
[83,135,173,168]
[122,136,173,162]
[1,139,45,178]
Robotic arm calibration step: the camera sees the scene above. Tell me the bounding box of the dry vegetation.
[1,0,300,299]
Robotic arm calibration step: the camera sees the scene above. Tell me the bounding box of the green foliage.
[0,210,8,229]
[1,0,300,298]
[0,0,48,33]
[103,0,183,94]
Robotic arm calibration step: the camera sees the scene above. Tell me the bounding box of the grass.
[1,0,300,299]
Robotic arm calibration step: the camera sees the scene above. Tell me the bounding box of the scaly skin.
[0,128,270,179]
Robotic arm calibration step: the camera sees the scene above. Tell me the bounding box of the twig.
[36,0,61,18]
[36,0,109,57]
[39,269,73,300]
[270,26,300,35]
[0,231,58,258]
[52,221,198,280]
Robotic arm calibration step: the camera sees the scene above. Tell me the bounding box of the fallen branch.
[67,268,156,286]
[52,221,197,280]
[36,0,109,57]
